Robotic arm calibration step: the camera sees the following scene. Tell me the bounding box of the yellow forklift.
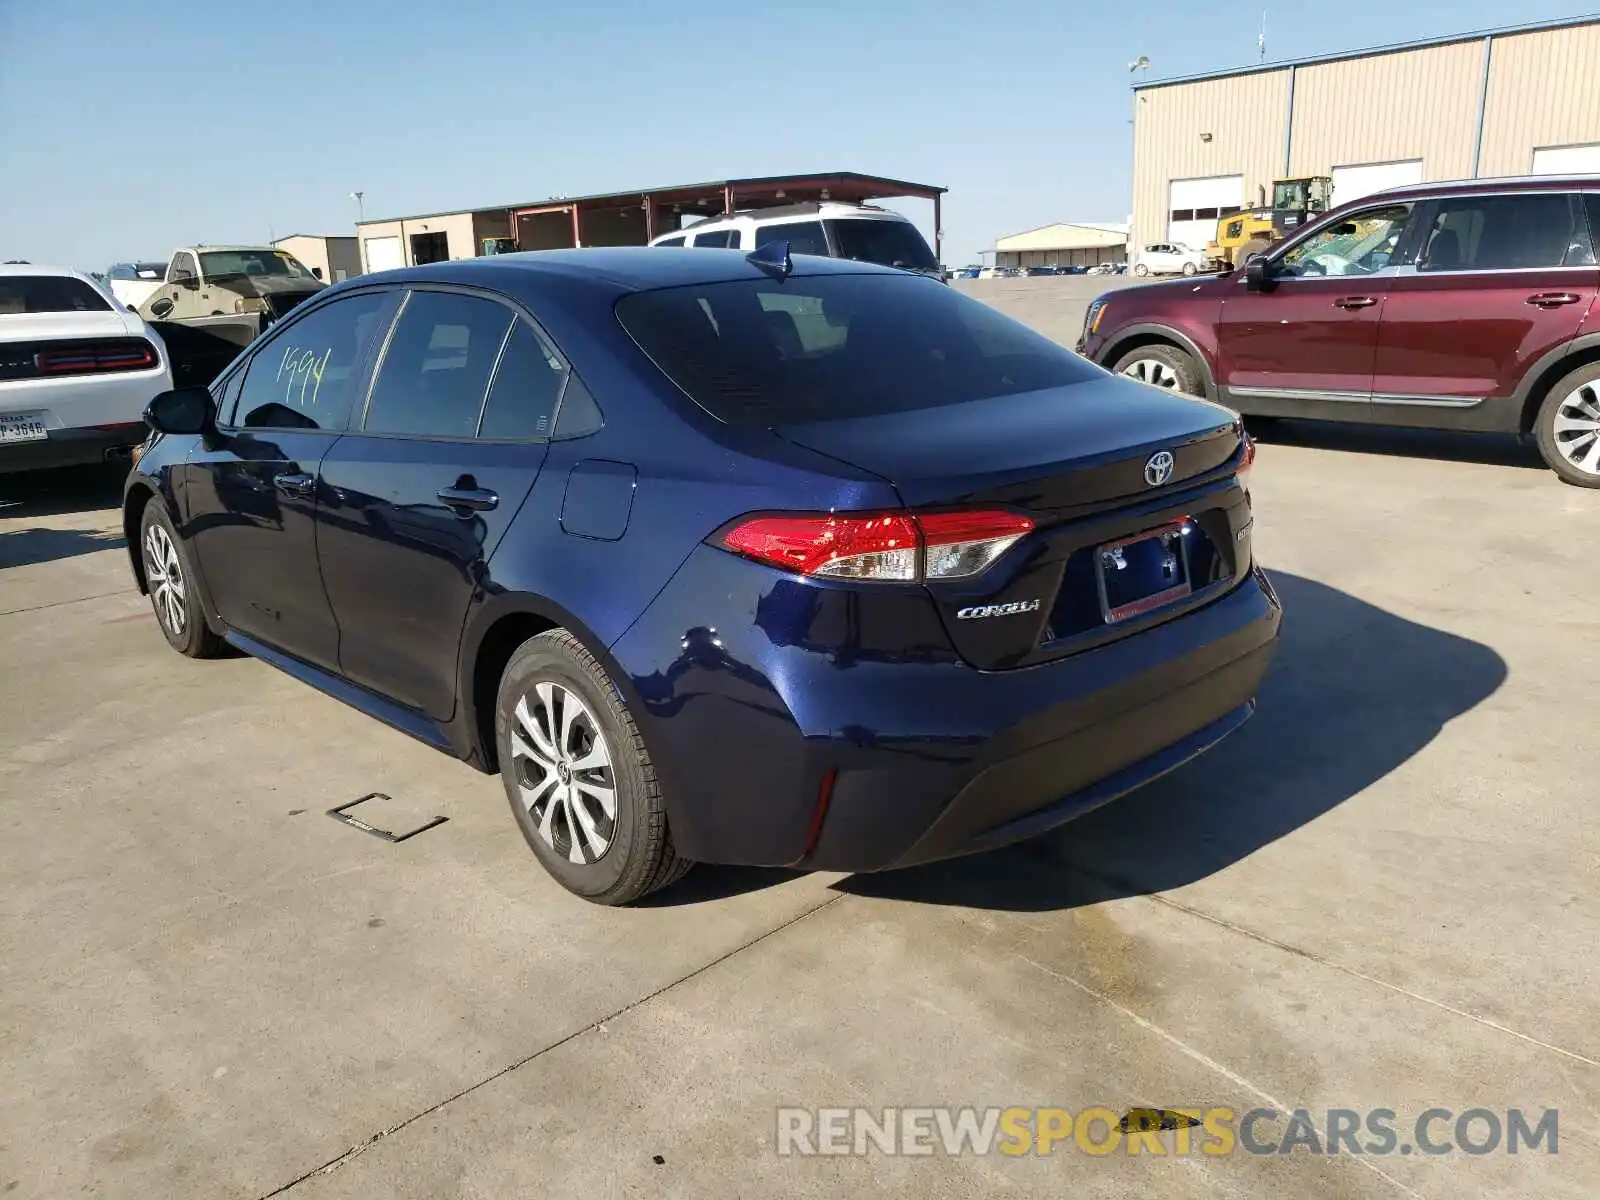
[1206,176,1332,269]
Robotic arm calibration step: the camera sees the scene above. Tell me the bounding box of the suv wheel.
[495,629,691,905]
[1112,345,1203,396]
[1535,362,1600,488]
[140,502,223,658]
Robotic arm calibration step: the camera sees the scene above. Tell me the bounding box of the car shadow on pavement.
[0,525,126,569]
[0,466,128,569]
[1252,419,1545,471]
[829,569,1508,913]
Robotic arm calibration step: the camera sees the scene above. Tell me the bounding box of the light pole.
[350,191,366,223]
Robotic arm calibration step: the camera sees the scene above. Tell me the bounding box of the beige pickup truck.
[133,245,328,387]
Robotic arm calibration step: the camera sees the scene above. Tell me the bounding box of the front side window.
[233,291,395,430]
[617,273,1102,426]
[1278,204,1413,278]
[0,275,111,314]
[363,290,514,438]
[825,219,938,272]
[690,229,734,248]
[1418,193,1590,272]
[169,253,198,283]
[755,220,829,258]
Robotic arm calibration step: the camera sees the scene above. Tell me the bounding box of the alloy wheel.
[1121,358,1181,390]
[143,524,187,635]
[1551,382,1600,476]
[510,681,617,865]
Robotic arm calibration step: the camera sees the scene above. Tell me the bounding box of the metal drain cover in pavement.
[327,793,447,843]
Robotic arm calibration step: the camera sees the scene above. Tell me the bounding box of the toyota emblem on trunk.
[1144,451,1175,487]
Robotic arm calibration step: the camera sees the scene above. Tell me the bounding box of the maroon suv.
[1078,176,1600,486]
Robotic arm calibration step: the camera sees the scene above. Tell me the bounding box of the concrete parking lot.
[2,330,1597,1196]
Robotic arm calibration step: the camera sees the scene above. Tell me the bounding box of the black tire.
[139,502,223,658]
[1182,261,1198,276]
[1534,362,1600,488]
[1111,343,1204,397]
[495,629,691,905]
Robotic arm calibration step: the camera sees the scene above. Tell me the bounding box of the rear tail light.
[35,339,159,377]
[719,510,1034,582]
[1238,432,1256,484]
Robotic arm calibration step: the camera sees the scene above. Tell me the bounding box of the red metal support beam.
[643,194,656,241]
[571,205,582,248]
[933,194,943,265]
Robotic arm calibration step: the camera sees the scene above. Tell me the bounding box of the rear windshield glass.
[825,218,939,272]
[0,276,111,315]
[616,273,1101,426]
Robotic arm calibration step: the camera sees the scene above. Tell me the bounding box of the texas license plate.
[1097,520,1193,624]
[0,412,49,443]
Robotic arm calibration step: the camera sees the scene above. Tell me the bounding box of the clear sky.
[0,0,1584,270]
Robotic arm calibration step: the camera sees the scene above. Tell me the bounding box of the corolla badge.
[1144,450,1175,488]
[956,599,1042,620]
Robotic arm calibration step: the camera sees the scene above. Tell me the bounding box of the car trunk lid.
[775,377,1253,669]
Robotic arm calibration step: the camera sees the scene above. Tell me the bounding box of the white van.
[649,202,941,277]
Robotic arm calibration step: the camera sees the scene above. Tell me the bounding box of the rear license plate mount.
[1096,519,1193,624]
[0,412,49,443]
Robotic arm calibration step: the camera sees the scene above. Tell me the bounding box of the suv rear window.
[826,219,939,272]
[0,276,111,315]
[616,273,1101,426]
[755,221,829,258]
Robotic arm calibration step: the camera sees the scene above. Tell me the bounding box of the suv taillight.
[719,510,1035,582]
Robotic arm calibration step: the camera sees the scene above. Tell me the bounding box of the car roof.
[1369,173,1600,203]
[0,263,98,282]
[346,247,907,294]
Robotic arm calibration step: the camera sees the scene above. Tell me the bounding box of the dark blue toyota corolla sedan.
[124,246,1280,904]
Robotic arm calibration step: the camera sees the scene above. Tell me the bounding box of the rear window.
[0,276,111,315]
[825,218,938,272]
[616,273,1101,427]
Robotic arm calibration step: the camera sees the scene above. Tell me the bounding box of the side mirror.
[144,387,218,437]
[178,276,200,290]
[312,267,324,280]
[1244,255,1274,291]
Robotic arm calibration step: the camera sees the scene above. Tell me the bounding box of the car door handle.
[437,485,499,513]
[1527,292,1582,308]
[1332,296,1378,309]
[273,471,317,498]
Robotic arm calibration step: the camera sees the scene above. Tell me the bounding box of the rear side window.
[0,276,111,314]
[234,291,394,431]
[478,320,567,439]
[825,219,938,272]
[755,221,829,258]
[1419,193,1590,271]
[617,273,1101,426]
[363,290,514,438]
[690,229,734,248]
[1582,195,1600,265]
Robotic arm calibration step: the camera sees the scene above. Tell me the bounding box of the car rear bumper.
[614,548,1282,872]
[0,422,146,473]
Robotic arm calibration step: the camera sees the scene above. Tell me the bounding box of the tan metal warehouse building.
[993,222,1128,268]
[1131,15,1600,254]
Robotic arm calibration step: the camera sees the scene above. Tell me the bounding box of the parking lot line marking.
[0,587,128,618]
[255,890,850,1198]
[1018,953,1427,1199]
[1128,886,1600,1070]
